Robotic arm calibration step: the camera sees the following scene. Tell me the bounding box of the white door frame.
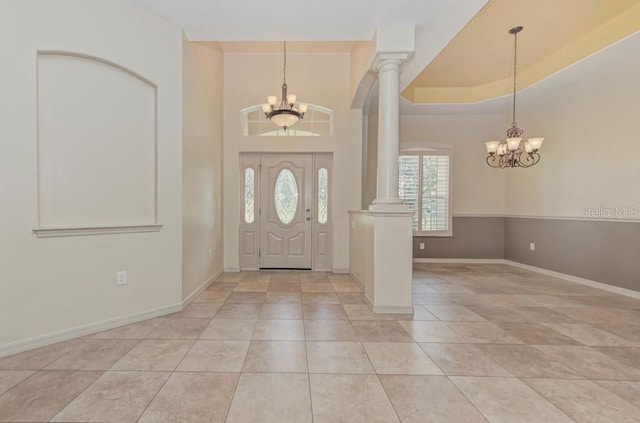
[239,153,333,271]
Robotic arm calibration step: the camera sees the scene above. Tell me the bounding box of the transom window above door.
[241,104,333,136]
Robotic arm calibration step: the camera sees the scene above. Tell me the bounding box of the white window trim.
[240,104,333,137]
[400,143,453,237]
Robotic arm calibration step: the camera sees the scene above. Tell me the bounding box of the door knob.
[306,208,311,213]
[306,217,311,221]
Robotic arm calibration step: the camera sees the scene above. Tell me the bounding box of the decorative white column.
[347,27,415,315]
[371,54,410,210]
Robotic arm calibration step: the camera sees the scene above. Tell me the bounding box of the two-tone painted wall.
[402,33,640,292]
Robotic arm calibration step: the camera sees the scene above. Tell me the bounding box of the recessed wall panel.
[37,53,156,227]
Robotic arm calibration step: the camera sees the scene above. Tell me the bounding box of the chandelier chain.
[485,25,544,169]
[512,29,518,128]
[262,40,305,132]
[283,41,287,84]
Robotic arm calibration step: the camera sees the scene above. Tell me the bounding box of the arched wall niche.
[35,51,160,237]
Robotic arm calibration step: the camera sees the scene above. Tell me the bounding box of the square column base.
[348,210,414,314]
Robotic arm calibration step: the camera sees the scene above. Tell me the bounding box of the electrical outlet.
[116,271,127,285]
[529,243,536,251]
[208,249,212,259]
[419,242,425,250]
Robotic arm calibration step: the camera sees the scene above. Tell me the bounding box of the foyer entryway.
[239,153,332,271]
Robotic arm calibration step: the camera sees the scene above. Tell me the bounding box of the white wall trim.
[349,271,365,290]
[430,213,640,224]
[505,214,640,224]
[373,304,415,314]
[0,302,182,358]
[182,269,223,308]
[362,293,413,315]
[452,213,505,218]
[363,292,374,310]
[413,258,640,300]
[332,268,349,274]
[503,260,640,300]
[33,224,163,238]
[1,269,223,358]
[224,267,241,273]
[413,258,505,264]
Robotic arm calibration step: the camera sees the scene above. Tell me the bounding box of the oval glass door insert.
[274,169,298,224]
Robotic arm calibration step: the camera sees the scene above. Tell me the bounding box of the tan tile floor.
[2,264,640,421]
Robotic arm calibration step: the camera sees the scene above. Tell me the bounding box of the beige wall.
[400,113,506,216]
[363,104,506,214]
[503,38,640,291]
[181,38,224,300]
[362,95,507,260]
[222,52,362,272]
[505,48,640,219]
[0,0,183,353]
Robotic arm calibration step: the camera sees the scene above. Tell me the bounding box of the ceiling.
[128,0,639,106]
[397,31,640,116]
[128,0,488,96]
[130,0,483,41]
[404,0,640,103]
[213,42,356,54]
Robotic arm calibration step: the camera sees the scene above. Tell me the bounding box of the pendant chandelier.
[485,26,544,168]
[262,41,307,132]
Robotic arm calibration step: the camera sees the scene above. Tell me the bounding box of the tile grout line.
[4,268,640,421]
[44,337,144,421]
[133,332,201,421]
[303,313,315,423]
[447,375,502,423]
[222,371,242,423]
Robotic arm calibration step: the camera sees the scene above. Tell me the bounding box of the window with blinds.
[399,151,452,236]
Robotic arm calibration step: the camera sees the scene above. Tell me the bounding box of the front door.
[259,154,312,269]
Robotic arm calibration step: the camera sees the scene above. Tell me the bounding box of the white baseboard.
[363,293,374,310]
[503,260,640,300]
[182,269,223,308]
[224,267,241,273]
[373,305,414,314]
[332,268,349,274]
[0,302,182,358]
[349,271,365,291]
[0,269,224,359]
[413,258,505,264]
[413,257,640,300]
[362,294,413,315]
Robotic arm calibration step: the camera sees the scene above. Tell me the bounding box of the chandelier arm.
[486,155,501,168]
[530,152,541,166]
[517,152,540,168]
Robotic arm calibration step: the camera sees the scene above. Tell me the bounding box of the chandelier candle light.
[263,41,307,131]
[485,26,544,168]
